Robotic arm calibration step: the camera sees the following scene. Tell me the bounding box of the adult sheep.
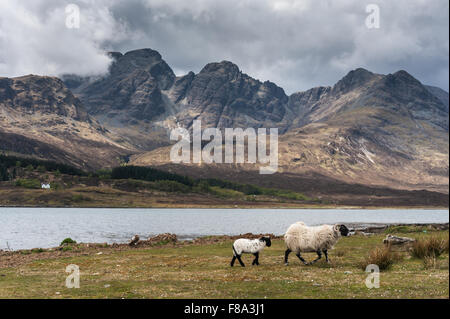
[284,222,349,265]
[231,237,272,267]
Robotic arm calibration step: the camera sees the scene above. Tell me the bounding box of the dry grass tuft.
[411,236,448,259]
[442,237,449,254]
[423,256,449,270]
[360,245,401,271]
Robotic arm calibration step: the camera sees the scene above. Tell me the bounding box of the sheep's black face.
[261,237,272,247]
[339,225,349,236]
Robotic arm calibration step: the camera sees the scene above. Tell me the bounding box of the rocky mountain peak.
[380,69,445,109]
[383,70,423,87]
[332,68,377,94]
[123,48,162,61]
[200,61,241,78]
[68,48,176,126]
[106,48,175,90]
[262,80,288,99]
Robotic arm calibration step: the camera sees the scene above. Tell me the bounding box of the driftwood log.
[146,233,178,244]
[383,234,416,251]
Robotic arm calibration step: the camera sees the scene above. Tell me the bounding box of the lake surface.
[0,208,448,250]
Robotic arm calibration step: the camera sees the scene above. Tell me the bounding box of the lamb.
[231,237,272,267]
[284,222,349,265]
[129,235,140,246]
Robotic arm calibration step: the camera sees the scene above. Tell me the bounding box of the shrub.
[15,178,41,189]
[411,236,448,259]
[60,238,77,246]
[360,246,400,271]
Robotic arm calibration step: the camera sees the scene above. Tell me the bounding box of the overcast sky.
[0,0,448,94]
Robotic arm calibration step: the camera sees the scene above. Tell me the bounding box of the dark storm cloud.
[1,0,448,93]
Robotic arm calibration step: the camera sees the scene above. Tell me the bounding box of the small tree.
[60,238,77,246]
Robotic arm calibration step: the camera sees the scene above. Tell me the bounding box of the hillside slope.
[0,75,130,169]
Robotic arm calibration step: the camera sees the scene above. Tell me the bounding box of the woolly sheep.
[231,237,272,267]
[284,222,349,265]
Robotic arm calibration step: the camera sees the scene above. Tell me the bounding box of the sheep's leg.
[323,249,330,263]
[252,252,259,266]
[236,254,246,267]
[309,250,322,265]
[284,249,291,265]
[295,252,308,265]
[230,256,236,267]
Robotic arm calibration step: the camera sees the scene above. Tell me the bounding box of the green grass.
[209,186,244,198]
[0,231,448,299]
[384,225,438,234]
[71,194,92,203]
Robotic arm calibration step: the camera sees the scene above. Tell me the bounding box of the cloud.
[0,0,127,77]
[0,0,448,93]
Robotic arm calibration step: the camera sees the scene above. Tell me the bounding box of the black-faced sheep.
[231,237,272,267]
[284,222,349,265]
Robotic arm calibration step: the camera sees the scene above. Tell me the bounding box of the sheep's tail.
[232,244,238,256]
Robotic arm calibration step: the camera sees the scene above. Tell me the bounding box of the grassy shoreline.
[1,204,448,209]
[1,229,448,299]
[2,182,447,209]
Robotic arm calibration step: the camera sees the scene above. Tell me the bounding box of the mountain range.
[1,48,448,200]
